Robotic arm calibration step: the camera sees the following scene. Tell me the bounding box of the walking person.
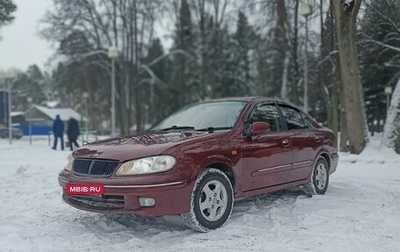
[66,117,80,151]
[52,114,64,150]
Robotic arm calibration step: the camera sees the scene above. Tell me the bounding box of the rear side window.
[301,112,317,128]
[279,106,308,130]
[250,104,281,132]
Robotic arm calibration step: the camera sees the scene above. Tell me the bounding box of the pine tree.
[359,0,400,133]
[0,0,16,27]
[382,78,400,153]
[11,66,47,111]
[143,38,173,124]
[218,11,255,97]
[170,0,197,109]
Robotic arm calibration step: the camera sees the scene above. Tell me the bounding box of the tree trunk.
[277,0,289,100]
[291,0,300,104]
[332,0,367,154]
[332,71,339,137]
[339,90,348,151]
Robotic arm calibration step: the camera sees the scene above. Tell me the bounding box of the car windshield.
[152,101,247,131]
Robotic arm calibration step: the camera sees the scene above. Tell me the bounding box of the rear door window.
[279,106,307,130]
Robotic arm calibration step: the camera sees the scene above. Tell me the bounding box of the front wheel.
[181,168,234,232]
[303,157,329,196]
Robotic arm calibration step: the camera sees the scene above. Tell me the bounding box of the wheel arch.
[319,152,331,171]
[191,154,238,191]
[308,150,331,180]
[205,162,235,189]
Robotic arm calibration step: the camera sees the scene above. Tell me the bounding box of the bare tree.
[320,3,340,138]
[42,0,162,134]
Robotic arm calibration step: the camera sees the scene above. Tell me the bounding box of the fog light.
[139,197,156,207]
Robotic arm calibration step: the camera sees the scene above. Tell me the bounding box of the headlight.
[64,154,74,171]
[116,155,176,176]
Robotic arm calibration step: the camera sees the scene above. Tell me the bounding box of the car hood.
[72,131,219,162]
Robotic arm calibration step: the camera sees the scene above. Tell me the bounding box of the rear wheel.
[181,168,233,232]
[303,157,329,196]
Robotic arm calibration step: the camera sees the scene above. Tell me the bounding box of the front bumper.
[58,175,192,216]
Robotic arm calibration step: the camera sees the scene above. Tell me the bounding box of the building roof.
[33,105,81,121]
[11,111,25,117]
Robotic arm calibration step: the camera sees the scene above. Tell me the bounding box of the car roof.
[200,97,305,113]
[202,96,275,103]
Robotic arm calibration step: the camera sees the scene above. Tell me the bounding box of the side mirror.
[251,121,270,135]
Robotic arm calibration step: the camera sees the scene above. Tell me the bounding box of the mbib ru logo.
[66,184,104,195]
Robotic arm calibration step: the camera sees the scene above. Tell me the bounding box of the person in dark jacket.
[66,117,80,151]
[52,114,65,150]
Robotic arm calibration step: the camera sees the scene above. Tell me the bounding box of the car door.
[240,103,292,192]
[278,105,316,181]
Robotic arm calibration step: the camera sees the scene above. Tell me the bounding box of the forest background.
[1,0,400,154]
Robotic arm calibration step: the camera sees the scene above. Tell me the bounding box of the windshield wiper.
[195,127,232,133]
[160,125,195,131]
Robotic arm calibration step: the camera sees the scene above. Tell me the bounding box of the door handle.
[315,136,321,142]
[282,139,290,145]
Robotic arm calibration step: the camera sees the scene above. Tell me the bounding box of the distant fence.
[18,124,99,146]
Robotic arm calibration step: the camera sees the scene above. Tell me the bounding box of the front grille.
[73,159,120,176]
[68,195,125,210]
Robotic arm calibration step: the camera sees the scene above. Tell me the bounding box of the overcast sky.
[0,0,53,72]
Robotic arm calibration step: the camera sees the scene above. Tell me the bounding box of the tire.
[181,168,234,232]
[303,157,329,196]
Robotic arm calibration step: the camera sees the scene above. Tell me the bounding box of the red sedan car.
[58,97,338,232]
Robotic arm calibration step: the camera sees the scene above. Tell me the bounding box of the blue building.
[22,105,82,135]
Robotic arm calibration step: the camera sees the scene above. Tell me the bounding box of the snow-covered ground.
[0,135,399,252]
